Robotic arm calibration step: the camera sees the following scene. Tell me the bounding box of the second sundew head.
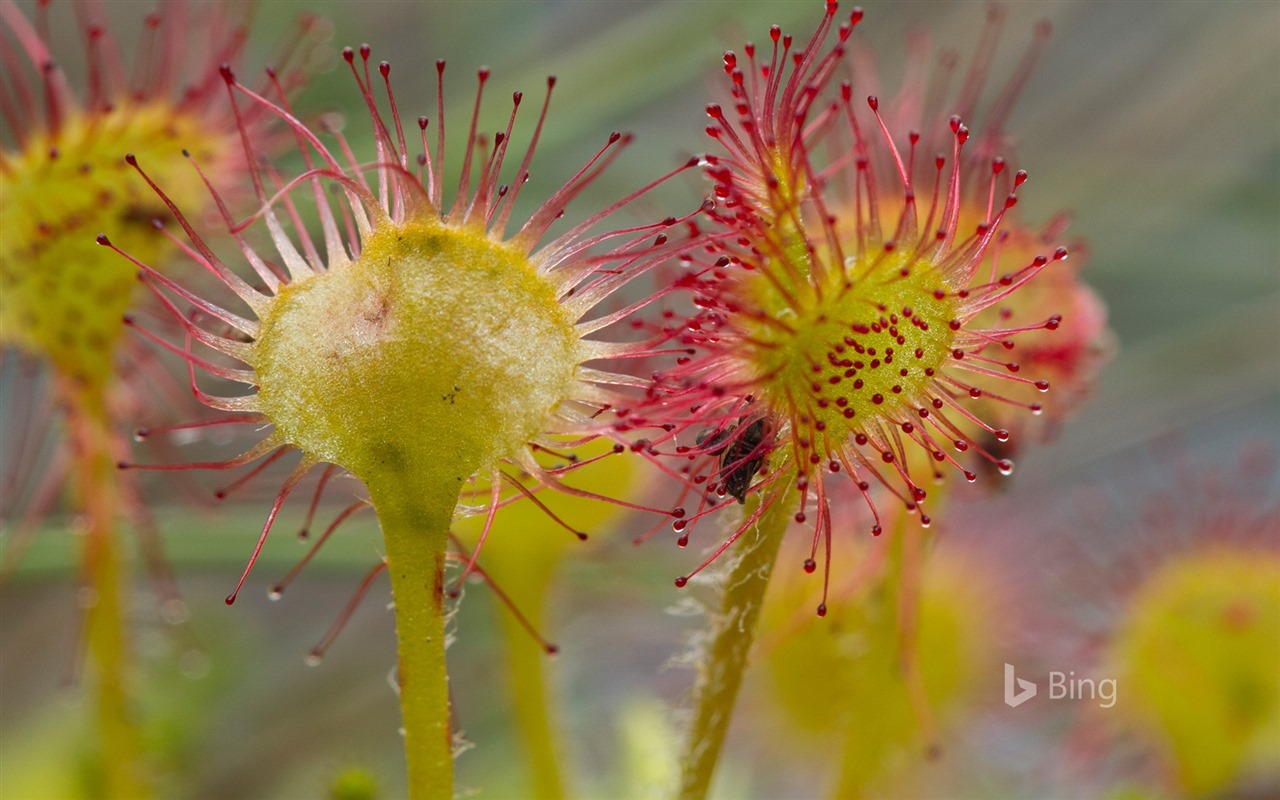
[636,2,1103,611]
[105,47,704,602]
[737,240,962,455]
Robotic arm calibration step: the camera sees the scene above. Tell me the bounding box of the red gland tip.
[218,63,234,83]
[95,233,110,245]
[674,576,689,588]
[867,95,878,111]
[816,603,828,617]
[803,558,817,573]
[436,59,445,73]
[379,61,390,77]
[124,153,137,166]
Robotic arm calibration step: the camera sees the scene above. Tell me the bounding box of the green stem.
[676,490,794,800]
[498,596,565,800]
[830,761,867,800]
[829,495,942,800]
[66,385,150,799]
[371,483,456,800]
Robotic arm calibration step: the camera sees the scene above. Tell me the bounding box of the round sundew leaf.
[1110,549,1280,794]
[253,217,580,493]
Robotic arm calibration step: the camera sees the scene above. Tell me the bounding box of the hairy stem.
[66,384,150,799]
[372,482,456,800]
[677,490,794,800]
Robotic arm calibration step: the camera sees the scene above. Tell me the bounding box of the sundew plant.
[1,2,1276,799]
[0,1,319,794]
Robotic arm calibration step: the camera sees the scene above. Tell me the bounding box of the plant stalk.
[498,593,566,800]
[676,490,793,800]
[66,384,150,799]
[829,497,940,800]
[372,483,457,800]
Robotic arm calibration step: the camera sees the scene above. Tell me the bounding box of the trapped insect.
[698,417,772,503]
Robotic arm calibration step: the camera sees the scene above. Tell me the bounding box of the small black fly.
[697,417,770,503]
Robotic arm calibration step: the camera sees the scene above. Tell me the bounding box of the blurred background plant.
[1,0,322,795]
[1,1,1276,798]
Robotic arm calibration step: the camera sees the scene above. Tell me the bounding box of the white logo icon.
[1004,662,1038,708]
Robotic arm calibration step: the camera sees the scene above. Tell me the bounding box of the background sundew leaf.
[3,1,1279,798]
